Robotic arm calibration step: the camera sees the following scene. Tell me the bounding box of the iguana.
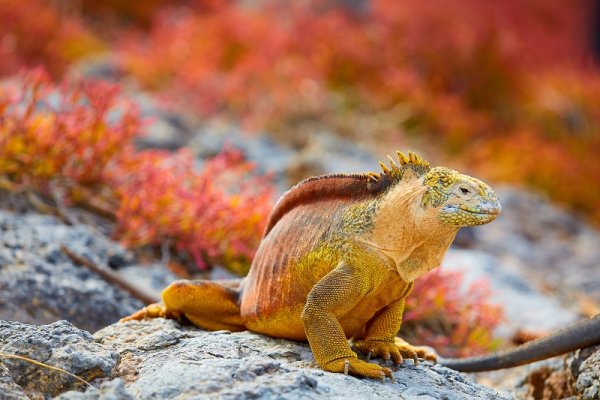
[119,150,506,381]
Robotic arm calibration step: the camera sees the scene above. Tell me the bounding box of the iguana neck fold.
[363,174,459,281]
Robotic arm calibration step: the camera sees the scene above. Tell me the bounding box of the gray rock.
[133,95,194,152]
[517,345,600,399]
[189,125,376,192]
[0,210,144,332]
[56,379,134,400]
[0,363,28,400]
[189,123,296,191]
[567,345,600,400]
[117,264,179,303]
[0,320,118,398]
[93,318,511,399]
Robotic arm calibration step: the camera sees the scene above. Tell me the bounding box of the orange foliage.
[404,268,503,357]
[470,72,600,218]
[0,68,139,191]
[0,0,103,78]
[0,70,274,272]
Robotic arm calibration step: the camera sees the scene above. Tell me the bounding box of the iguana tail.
[441,314,600,372]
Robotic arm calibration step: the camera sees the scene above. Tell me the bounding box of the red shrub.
[0,0,103,79]
[0,68,139,192]
[0,69,274,272]
[404,268,504,357]
[113,147,273,273]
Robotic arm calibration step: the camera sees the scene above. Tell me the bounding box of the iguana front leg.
[301,263,393,380]
[353,293,437,365]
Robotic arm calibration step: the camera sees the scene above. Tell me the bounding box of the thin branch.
[61,245,159,305]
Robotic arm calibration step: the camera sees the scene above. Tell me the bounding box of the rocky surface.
[0,320,118,398]
[187,122,375,191]
[0,210,144,332]
[520,345,600,400]
[0,318,509,399]
[568,345,600,400]
[56,379,134,400]
[0,363,26,400]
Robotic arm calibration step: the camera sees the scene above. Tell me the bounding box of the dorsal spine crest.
[369,150,431,182]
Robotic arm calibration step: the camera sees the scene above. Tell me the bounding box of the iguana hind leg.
[122,279,245,332]
[352,292,437,365]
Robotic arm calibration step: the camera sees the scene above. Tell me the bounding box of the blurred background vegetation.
[1,0,599,357]
[1,0,598,224]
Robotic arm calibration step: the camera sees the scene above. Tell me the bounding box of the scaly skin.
[123,151,501,381]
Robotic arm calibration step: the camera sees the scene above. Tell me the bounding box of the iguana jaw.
[439,202,501,226]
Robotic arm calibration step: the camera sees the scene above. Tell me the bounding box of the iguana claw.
[323,357,392,381]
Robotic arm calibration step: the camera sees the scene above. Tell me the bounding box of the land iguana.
[105,151,600,380]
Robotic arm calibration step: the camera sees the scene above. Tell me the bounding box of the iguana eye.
[460,187,471,195]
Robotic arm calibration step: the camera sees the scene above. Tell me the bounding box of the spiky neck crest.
[367,151,431,186]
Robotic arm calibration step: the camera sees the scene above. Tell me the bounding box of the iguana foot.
[119,303,181,322]
[322,357,393,381]
[394,337,438,364]
[353,337,437,366]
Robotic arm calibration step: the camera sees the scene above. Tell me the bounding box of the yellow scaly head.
[422,167,501,227]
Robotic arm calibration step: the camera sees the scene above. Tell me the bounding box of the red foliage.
[404,268,504,357]
[0,68,139,192]
[0,0,103,79]
[113,147,273,273]
[0,70,274,272]
[118,0,594,121]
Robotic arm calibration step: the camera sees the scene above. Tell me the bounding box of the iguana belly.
[241,268,410,342]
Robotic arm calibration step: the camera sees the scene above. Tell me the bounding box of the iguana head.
[355,151,500,280]
[371,151,501,229]
[422,167,501,227]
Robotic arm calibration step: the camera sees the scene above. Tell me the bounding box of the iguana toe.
[394,337,438,364]
[323,357,393,381]
[120,303,174,322]
[354,339,404,366]
[354,338,437,366]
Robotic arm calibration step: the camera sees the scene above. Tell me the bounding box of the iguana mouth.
[447,204,501,216]
[460,208,500,216]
